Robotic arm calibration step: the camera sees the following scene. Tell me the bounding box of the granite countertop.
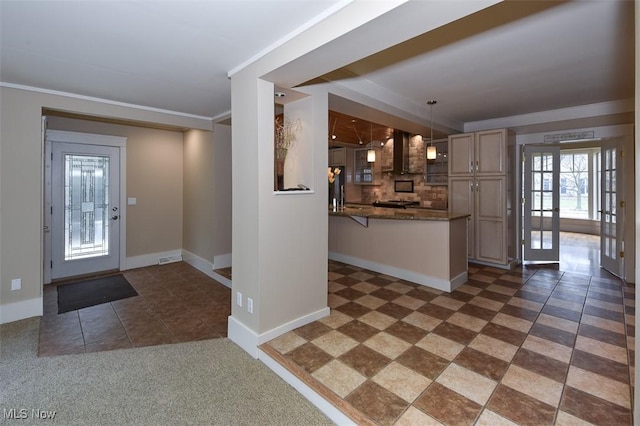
[328,205,469,221]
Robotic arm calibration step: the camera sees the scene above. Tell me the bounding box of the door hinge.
[620,150,624,158]
[620,200,625,208]
[521,239,525,245]
[521,197,525,204]
[51,206,53,214]
[50,260,53,269]
[620,251,624,258]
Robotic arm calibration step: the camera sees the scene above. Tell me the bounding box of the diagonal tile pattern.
[262,260,635,425]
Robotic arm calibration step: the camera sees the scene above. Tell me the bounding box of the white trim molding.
[259,349,356,426]
[123,250,183,270]
[182,250,231,289]
[228,306,330,359]
[329,251,466,292]
[0,298,43,324]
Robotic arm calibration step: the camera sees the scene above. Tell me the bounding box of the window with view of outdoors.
[559,148,601,220]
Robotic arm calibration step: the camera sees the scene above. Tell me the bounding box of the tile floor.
[38,233,635,425]
[262,260,635,425]
[38,262,231,356]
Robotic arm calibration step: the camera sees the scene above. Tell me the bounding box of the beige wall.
[47,116,184,257]
[0,86,210,318]
[211,123,232,261]
[182,124,232,265]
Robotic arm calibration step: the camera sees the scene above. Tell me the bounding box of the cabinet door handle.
[469,161,473,173]
[475,160,479,172]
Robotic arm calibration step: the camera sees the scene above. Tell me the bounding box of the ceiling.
[0,1,635,140]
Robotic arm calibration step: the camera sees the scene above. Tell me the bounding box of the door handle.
[554,207,559,212]
[111,215,119,220]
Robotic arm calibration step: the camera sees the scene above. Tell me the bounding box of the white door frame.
[600,140,624,277]
[523,145,561,262]
[44,129,127,283]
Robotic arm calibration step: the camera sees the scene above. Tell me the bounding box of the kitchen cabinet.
[448,129,515,266]
[329,147,346,167]
[354,148,380,185]
[425,138,448,184]
[449,129,507,176]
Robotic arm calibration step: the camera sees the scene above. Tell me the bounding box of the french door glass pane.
[64,154,110,260]
[528,152,555,250]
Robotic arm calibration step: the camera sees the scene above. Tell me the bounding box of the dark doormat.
[57,274,138,314]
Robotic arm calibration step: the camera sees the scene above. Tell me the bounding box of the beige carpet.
[0,318,332,425]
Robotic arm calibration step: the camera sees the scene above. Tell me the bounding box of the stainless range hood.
[382,129,421,175]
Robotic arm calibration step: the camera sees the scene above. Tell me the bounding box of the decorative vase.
[274,148,287,191]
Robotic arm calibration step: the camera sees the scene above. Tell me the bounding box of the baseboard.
[258,348,356,426]
[213,253,232,269]
[470,258,518,270]
[329,252,459,292]
[123,250,183,270]
[450,271,468,291]
[228,306,330,359]
[0,297,42,324]
[228,316,260,358]
[182,250,232,289]
[257,307,330,345]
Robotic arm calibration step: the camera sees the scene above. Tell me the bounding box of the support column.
[228,74,330,357]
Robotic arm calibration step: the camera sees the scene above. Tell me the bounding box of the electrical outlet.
[236,292,242,307]
[11,278,21,291]
[247,298,253,314]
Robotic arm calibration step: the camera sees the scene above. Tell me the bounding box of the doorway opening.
[44,128,127,284]
[521,140,623,279]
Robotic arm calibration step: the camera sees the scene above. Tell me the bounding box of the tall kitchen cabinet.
[448,129,516,266]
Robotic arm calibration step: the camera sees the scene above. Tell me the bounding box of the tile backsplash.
[361,173,448,210]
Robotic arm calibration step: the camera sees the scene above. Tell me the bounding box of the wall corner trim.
[228,307,330,359]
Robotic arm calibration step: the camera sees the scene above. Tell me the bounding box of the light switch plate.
[11,278,21,291]
[127,198,137,205]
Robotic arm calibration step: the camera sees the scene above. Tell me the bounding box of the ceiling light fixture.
[367,123,376,162]
[351,122,364,145]
[330,117,337,140]
[274,91,286,98]
[426,100,437,160]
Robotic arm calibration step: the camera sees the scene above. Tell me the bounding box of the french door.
[49,141,121,279]
[523,145,560,262]
[522,141,623,277]
[600,143,623,276]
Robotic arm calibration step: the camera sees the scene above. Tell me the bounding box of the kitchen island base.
[329,213,468,292]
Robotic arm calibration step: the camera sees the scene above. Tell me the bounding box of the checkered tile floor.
[261,261,635,425]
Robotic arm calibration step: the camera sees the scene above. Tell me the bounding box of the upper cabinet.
[449,129,508,176]
[354,148,381,185]
[425,138,448,184]
[329,147,346,167]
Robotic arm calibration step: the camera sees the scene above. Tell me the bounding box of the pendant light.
[426,100,437,160]
[367,122,376,162]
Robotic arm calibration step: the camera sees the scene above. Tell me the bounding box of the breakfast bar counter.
[329,205,468,221]
[328,206,469,292]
